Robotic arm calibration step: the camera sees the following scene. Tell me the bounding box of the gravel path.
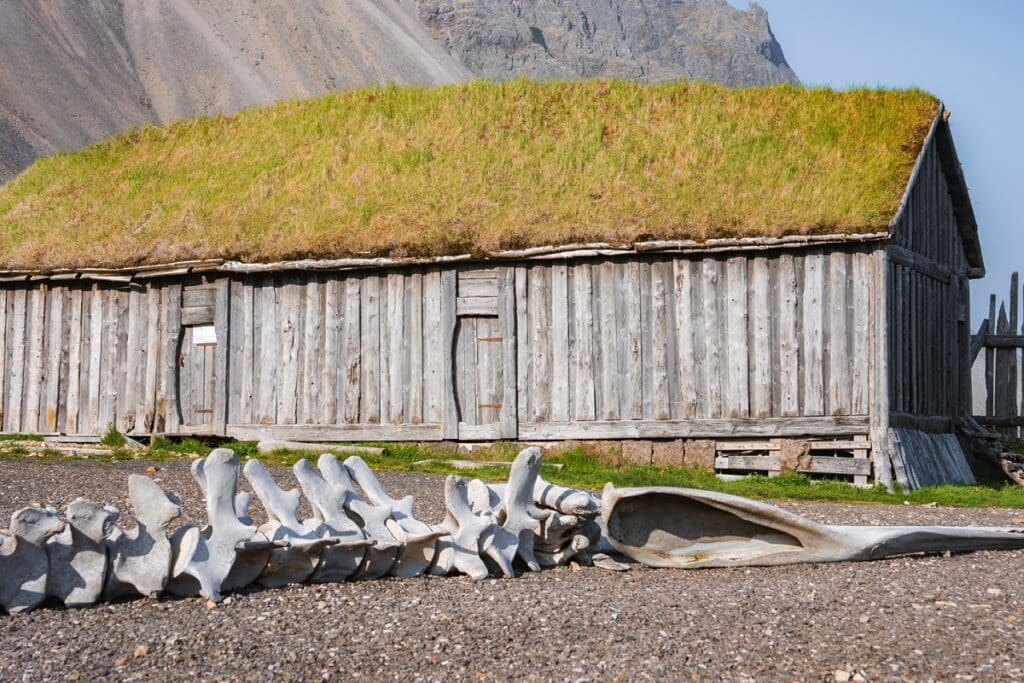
[2,457,1023,682]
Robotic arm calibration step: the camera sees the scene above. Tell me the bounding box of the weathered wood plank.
[714,454,872,476]
[42,287,63,432]
[673,259,697,419]
[212,278,230,435]
[519,415,871,440]
[725,257,749,418]
[342,277,362,424]
[360,275,381,424]
[408,272,424,424]
[851,253,870,415]
[141,285,161,432]
[23,287,46,431]
[301,279,322,425]
[650,260,671,420]
[550,264,570,423]
[497,267,518,438]
[64,288,82,433]
[226,423,442,442]
[515,267,530,424]
[701,260,723,418]
[750,257,772,418]
[440,269,459,439]
[456,296,498,316]
[276,277,301,425]
[802,252,825,415]
[255,278,278,425]
[529,265,551,422]
[828,252,851,415]
[423,272,444,423]
[163,284,183,434]
[320,278,340,424]
[383,273,405,424]
[572,264,596,421]
[623,261,643,420]
[597,262,618,420]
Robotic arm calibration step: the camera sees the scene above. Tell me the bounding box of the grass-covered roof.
[0,80,940,271]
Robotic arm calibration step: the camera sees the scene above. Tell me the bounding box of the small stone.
[852,674,866,683]
[569,561,582,572]
[926,501,938,508]
[858,615,870,624]
[987,587,1003,596]
[114,657,128,667]
[133,645,148,658]
[834,670,851,682]
[222,596,233,605]
[205,599,218,609]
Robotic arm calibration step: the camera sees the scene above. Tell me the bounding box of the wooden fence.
[971,272,1024,437]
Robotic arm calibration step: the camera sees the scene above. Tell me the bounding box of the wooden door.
[174,280,230,435]
[453,268,517,440]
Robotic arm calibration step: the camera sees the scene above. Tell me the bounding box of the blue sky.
[732,0,1024,323]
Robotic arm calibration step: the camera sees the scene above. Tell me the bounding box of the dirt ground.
[1,457,1023,682]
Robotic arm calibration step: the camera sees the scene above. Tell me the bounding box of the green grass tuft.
[99,424,127,448]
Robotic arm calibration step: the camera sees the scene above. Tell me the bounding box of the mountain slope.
[0,0,796,182]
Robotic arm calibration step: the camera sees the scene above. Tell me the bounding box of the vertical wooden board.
[342,277,362,424]
[672,259,697,418]
[408,272,424,424]
[477,317,503,424]
[650,260,671,420]
[212,278,230,434]
[64,288,83,433]
[621,261,643,420]
[158,285,179,433]
[275,277,301,425]
[440,269,458,438]
[515,267,530,424]
[139,286,160,431]
[572,264,596,421]
[84,287,103,433]
[178,326,193,426]
[256,277,278,425]
[802,252,825,416]
[701,259,723,418]
[384,273,406,424]
[749,257,772,418]
[638,261,654,420]
[550,264,570,422]
[301,279,322,424]
[851,254,870,415]
[360,275,381,424]
[725,257,749,418]
[422,272,443,423]
[827,253,851,415]
[320,278,341,423]
[498,267,518,437]
[777,254,800,416]
[227,280,244,424]
[596,262,619,420]
[0,288,6,429]
[22,286,45,431]
[121,287,141,433]
[42,287,64,432]
[456,318,477,425]
[529,265,551,422]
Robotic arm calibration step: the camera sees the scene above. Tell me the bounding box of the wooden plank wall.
[514,249,874,439]
[0,281,171,436]
[887,133,970,428]
[225,269,446,438]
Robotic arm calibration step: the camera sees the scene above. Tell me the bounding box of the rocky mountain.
[0,0,796,183]
[413,0,797,86]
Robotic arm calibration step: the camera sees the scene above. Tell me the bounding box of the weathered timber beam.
[713,454,872,476]
[888,413,954,433]
[886,245,955,284]
[518,416,870,440]
[225,424,442,442]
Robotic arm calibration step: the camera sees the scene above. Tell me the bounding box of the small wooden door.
[453,268,517,440]
[174,280,230,435]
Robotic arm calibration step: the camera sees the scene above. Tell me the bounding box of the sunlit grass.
[0,79,938,270]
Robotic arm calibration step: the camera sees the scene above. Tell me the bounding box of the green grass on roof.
[0,79,939,271]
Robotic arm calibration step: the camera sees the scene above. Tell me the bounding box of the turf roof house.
[0,82,983,489]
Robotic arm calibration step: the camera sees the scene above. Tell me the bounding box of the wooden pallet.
[713,435,872,485]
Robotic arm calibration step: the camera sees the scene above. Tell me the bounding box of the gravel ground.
[2,457,1024,682]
